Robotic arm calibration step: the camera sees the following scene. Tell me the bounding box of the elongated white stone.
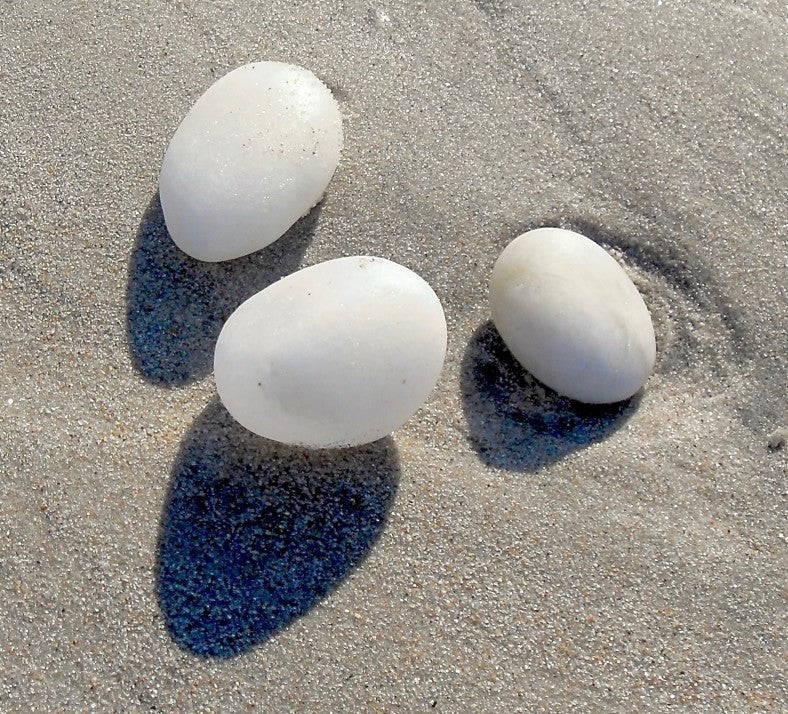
[490,228,656,403]
[214,257,447,447]
[159,61,343,261]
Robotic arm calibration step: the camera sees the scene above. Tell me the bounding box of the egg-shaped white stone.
[490,228,656,403]
[214,257,447,447]
[159,61,343,262]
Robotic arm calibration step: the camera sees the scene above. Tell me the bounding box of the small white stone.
[490,228,656,403]
[159,61,343,262]
[214,257,447,447]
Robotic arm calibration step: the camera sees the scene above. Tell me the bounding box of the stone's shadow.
[125,192,320,385]
[156,398,400,658]
[461,322,640,472]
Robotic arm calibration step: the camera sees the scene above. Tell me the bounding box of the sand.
[1,0,785,711]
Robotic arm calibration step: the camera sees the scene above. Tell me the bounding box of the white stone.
[159,61,343,262]
[214,257,447,447]
[490,228,656,403]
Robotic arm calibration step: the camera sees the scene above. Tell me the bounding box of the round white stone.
[159,61,343,262]
[214,256,447,447]
[490,228,656,403]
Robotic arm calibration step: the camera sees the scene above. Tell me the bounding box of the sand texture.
[1,1,786,711]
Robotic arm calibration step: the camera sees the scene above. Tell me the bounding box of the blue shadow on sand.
[156,399,399,658]
[461,321,641,472]
[125,193,319,385]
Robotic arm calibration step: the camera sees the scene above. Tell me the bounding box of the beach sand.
[1,0,785,710]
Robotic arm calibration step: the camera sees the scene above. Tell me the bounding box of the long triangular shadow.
[156,399,400,658]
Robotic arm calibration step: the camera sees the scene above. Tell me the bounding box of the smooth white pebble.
[490,227,656,403]
[214,256,447,447]
[159,61,343,261]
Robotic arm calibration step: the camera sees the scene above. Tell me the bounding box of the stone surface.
[490,228,656,403]
[159,61,342,261]
[214,256,447,447]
